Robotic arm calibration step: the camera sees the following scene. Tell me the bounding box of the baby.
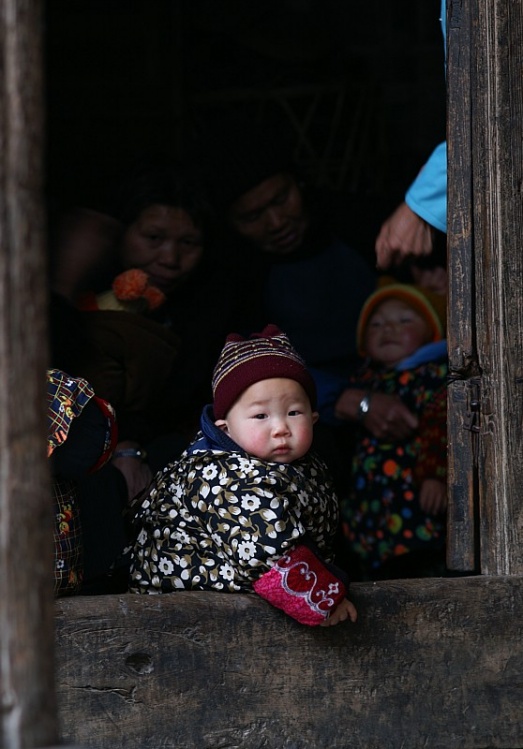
[341,282,448,580]
[129,324,357,626]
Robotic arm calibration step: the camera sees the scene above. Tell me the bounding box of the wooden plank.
[55,583,523,749]
[446,0,479,572]
[0,0,59,746]
[470,1,523,574]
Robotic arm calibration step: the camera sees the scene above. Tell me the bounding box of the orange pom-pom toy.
[94,269,166,313]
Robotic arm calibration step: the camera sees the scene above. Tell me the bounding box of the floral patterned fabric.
[342,357,447,574]
[129,406,342,606]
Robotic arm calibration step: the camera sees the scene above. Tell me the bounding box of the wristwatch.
[112,447,148,461]
[357,393,372,421]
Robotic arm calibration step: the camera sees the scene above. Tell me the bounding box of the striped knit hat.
[212,324,317,419]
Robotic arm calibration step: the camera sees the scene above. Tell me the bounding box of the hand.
[335,389,418,440]
[320,598,358,627]
[419,478,448,515]
[375,202,434,269]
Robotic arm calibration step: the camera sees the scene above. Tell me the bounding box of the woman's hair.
[109,156,213,231]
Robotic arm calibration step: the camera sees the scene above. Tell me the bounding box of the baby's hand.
[419,478,447,515]
[319,598,358,627]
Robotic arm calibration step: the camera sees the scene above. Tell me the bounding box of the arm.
[405,141,447,233]
[111,440,153,503]
[375,202,435,270]
[253,543,357,626]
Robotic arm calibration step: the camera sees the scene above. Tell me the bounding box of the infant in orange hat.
[339,280,448,581]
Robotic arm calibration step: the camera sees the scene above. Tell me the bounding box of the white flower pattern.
[129,439,338,595]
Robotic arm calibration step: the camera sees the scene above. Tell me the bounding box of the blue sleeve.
[405,141,447,233]
[441,0,446,54]
[404,1,447,233]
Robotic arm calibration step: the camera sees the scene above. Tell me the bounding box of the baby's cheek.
[296,423,314,452]
[242,426,271,459]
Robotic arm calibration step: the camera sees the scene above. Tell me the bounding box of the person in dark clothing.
[49,159,239,502]
[195,112,377,489]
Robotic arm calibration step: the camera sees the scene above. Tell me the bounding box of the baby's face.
[364,298,432,367]
[215,377,318,463]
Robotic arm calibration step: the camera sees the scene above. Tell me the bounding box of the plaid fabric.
[47,369,118,596]
[47,368,95,456]
[53,478,83,596]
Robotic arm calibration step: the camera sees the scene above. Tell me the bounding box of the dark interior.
[44,0,446,259]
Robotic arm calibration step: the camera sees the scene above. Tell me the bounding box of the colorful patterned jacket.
[342,342,448,573]
[129,405,348,625]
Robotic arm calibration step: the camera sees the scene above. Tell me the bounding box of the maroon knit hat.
[212,324,317,419]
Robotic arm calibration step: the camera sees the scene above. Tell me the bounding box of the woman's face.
[121,204,204,295]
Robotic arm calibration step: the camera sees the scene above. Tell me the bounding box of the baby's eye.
[253,413,267,420]
[288,409,302,416]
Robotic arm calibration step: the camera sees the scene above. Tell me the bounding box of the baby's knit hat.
[212,324,317,419]
[357,278,446,356]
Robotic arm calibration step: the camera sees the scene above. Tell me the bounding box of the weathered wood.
[468,1,523,574]
[446,0,479,572]
[55,582,523,749]
[0,0,58,747]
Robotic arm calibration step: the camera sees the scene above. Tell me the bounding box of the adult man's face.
[229,173,309,254]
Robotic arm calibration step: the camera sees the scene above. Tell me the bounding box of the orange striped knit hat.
[356,279,446,356]
[212,324,317,419]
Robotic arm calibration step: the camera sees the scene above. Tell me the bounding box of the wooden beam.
[448,0,523,575]
[447,0,479,572]
[0,0,59,746]
[55,582,523,749]
[471,1,523,574]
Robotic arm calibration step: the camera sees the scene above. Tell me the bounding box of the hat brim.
[357,284,444,356]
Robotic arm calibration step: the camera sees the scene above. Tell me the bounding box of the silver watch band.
[357,393,371,421]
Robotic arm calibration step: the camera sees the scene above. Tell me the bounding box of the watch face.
[358,395,371,419]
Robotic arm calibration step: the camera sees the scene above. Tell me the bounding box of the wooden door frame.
[2,1,523,747]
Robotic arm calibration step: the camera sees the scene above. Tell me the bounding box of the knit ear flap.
[226,324,283,344]
[225,332,246,343]
[253,324,283,339]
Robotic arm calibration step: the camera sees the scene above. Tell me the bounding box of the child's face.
[215,377,318,463]
[364,298,432,367]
